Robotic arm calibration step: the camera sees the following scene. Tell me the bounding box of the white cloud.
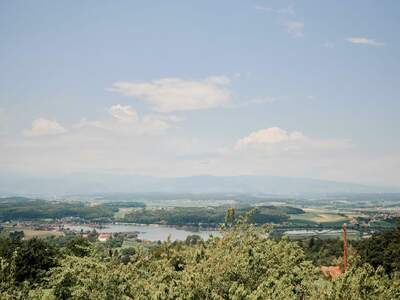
[1,104,194,176]
[4,119,397,186]
[23,118,67,137]
[3,110,198,177]
[109,104,138,122]
[248,97,276,105]
[284,21,304,38]
[236,127,306,148]
[254,5,295,15]
[109,76,232,112]
[346,37,385,47]
[228,96,276,108]
[205,75,231,85]
[255,5,302,38]
[236,127,351,152]
[75,104,180,135]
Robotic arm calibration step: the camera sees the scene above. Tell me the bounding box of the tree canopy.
[1,211,400,299]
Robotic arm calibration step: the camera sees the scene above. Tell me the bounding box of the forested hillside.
[0,197,144,221]
[122,205,304,226]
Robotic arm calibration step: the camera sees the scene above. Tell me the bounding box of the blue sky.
[0,0,399,186]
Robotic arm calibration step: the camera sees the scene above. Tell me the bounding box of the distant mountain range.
[0,173,398,196]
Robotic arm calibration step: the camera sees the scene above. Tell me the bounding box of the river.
[66,223,221,242]
[282,229,361,240]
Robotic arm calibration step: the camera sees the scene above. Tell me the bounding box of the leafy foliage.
[0,210,399,299]
[0,236,58,285]
[355,222,400,275]
[302,237,344,266]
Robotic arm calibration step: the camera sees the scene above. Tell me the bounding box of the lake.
[283,229,360,240]
[66,223,221,242]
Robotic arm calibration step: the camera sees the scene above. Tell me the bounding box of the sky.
[0,0,399,186]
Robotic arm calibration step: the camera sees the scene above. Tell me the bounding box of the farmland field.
[22,229,64,239]
[114,207,138,219]
[1,226,64,239]
[290,212,348,224]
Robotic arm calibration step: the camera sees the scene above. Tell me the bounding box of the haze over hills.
[0,173,398,196]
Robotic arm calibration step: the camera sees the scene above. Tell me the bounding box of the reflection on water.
[283,229,360,239]
[67,223,221,242]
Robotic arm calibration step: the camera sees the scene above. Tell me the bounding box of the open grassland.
[22,229,64,239]
[143,199,236,208]
[290,212,348,224]
[114,207,138,219]
[1,226,64,239]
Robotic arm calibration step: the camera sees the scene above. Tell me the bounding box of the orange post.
[342,223,348,272]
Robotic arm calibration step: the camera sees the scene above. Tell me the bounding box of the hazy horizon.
[1,173,399,197]
[1,1,399,187]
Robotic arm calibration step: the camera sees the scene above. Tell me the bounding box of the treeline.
[0,197,306,227]
[1,217,400,299]
[122,205,304,226]
[101,201,145,210]
[0,197,144,221]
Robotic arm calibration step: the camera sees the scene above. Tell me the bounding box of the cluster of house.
[95,232,138,242]
[98,233,112,242]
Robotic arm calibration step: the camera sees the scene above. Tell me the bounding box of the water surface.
[67,223,220,241]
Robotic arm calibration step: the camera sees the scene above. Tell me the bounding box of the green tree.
[224,207,236,226]
[66,236,92,257]
[355,224,400,274]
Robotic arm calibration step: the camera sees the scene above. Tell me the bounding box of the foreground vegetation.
[1,211,400,299]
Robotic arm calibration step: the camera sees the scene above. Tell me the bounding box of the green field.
[290,212,348,224]
[22,229,64,239]
[143,199,236,208]
[1,226,64,239]
[114,207,139,219]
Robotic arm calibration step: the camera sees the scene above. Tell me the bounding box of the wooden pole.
[342,223,348,272]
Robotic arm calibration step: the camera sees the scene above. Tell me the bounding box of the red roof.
[321,266,342,279]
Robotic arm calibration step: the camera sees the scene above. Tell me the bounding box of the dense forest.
[1,212,399,299]
[122,205,304,226]
[0,197,306,227]
[0,197,144,222]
